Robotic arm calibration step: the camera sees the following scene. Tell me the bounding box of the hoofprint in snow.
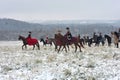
[0,41,120,80]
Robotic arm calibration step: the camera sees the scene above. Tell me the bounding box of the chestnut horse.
[18,35,40,50]
[54,34,67,53]
[54,34,84,52]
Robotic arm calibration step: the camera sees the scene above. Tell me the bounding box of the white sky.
[0,0,120,21]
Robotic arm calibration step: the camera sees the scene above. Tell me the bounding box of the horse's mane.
[19,35,26,39]
[55,33,63,39]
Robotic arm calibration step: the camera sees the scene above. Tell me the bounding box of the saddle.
[26,38,38,45]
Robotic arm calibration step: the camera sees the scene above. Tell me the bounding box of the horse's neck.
[20,36,27,44]
[55,34,63,40]
[21,36,26,41]
[41,39,45,43]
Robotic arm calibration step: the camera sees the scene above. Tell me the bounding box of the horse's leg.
[78,44,82,52]
[102,41,104,46]
[43,42,46,46]
[22,45,24,50]
[74,44,77,52]
[116,43,119,48]
[22,44,26,50]
[58,46,61,53]
[108,43,110,46]
[33,45,35,50]
[55,45,57,51]
[64,45,67,52]
[50,42,52,46]
[25,45,27,49]
[67,45,70,51]
[61,46,64,51]
[36,43,40,50]
[61,45,68,51]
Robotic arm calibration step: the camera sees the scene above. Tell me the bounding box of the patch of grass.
[63,69,71,76]
[47,54,56,62]
[35,59,42,64]
[87,76,96,80]
[86,60,95,68]
[3,66,12,72]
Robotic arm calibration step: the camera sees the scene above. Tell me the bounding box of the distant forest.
[0,18,120,41]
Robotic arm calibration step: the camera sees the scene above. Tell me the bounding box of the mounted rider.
[93,32,97,43]
[27,31,32,39]
[56,30,63,39]
[64,27,72,41]
[45,36,49,44]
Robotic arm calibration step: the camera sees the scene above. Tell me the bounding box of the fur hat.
[58,30,61,32]
[29,31,32,33]
[66,27,69,30]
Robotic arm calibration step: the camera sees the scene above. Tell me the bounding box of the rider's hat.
[29,31,32,33]
[66,27,69,30]
[58,30,61,32]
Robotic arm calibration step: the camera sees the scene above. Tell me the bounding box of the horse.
[95,36,105,46]
[65,36,84,52]
[55,34,84,52]
[40,38,52,46]
[18,35,40,50]
[111,32,119,48]
[88,34,104,47]
[104,34,112,46]
[54,34,67,53]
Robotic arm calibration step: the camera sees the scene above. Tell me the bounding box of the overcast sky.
[0,0,120,21]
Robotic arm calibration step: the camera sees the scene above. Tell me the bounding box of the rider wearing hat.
[65,27,72,40]
[27,31,32,38]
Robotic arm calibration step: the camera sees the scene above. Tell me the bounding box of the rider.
[93,32,97,43]
[65,27,72,41]
[28,31,32,38]
[45,36,49,43]
[57,30,63,37]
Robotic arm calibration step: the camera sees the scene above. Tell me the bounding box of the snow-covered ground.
[0,41,120,80]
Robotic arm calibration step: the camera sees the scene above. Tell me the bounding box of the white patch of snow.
[0,41,120,80]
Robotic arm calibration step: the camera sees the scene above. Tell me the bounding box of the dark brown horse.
[18,35,40,50]
[54,34,84,52]
[64,35,84,52]
[54,34,67,53]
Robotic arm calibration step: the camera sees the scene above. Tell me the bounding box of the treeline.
[0,18,119,40]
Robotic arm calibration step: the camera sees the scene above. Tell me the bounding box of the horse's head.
[104,35,107,38]
[40,38,44,42]
[18,35,25,40]
[18,35,22,40]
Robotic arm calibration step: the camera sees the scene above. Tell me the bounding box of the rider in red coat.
[26,31,37,45]
[27,31,32,39]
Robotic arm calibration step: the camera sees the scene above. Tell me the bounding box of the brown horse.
[64,35,84,52]
[54,34,67,53]
[54,33,84,52]
[18,35,40,50]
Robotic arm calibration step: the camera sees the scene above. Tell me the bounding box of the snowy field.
[0,41,120,80]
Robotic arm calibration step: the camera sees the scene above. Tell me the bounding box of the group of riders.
[26,27,120,48]
[27,27,73,44]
